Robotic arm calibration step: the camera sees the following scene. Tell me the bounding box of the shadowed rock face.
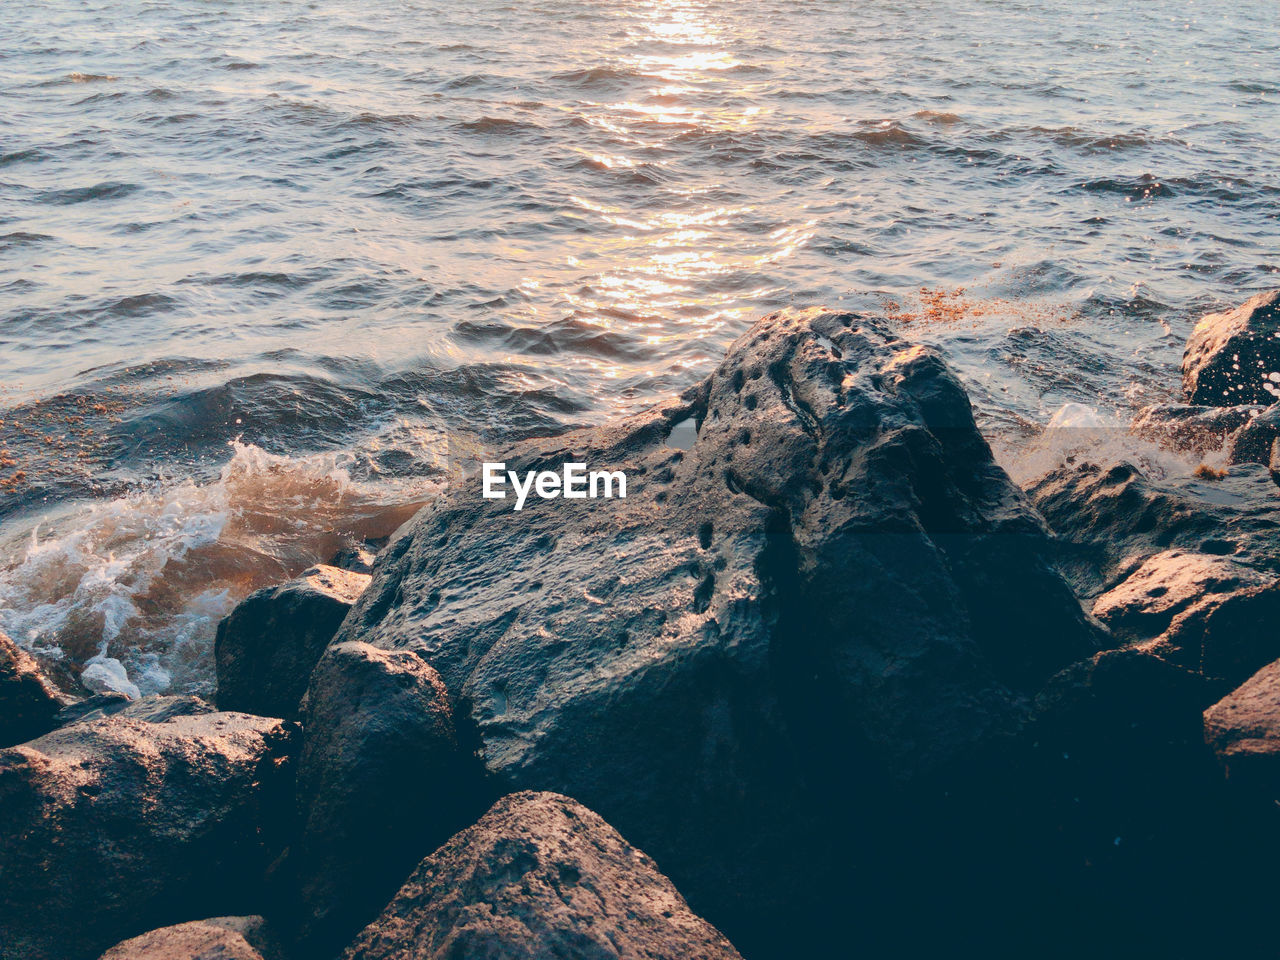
[331,308,1100,953]
[341,791,743,960]
[215,564,370,719]
[279,640,485,953]
[0,629,69,747]
[96,916,281,960]
[0,699,297,960]
[1182,289,1280,406]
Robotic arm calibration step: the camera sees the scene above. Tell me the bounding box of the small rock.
[1204,658,1280,793]
[340,791,743,960]
[215,564,370,718]
[1182,289,1280,406]
[283,640,484,952]
[0,629,70,746]
[97,916,282,960]
[0,701,297,960]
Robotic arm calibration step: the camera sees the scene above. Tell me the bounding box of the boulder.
[1227,401,1280,468]
[1132,403,1263,457]
[1,629,69,746]
[97,916,282,960]
[215,564,370,718]
[282,640,484,952]
[341,791,743,960]
[1028,460,1280,599]
[1204,658,1280,794]
[1182,289,1280,405]
[330,309,1101,953]
[0,698,297,960]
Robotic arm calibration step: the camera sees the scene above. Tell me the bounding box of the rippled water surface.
[3,0,1278,695]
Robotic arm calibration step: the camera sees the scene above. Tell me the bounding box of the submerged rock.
[1204,658,1280,794]
[341,791,743,960]
[1181,289,1280,406]
[281,640,483,952]
[215,564,370,718]
[0,698,297,960]
[330,308,1100,953]
[0,629,69,747]
[97,916,282,960]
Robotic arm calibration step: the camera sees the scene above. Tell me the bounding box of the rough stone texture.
[1228,401,1280,467]
[1028,459,1280,599]
[1204,658,1280,793]
[282,640,482,952]
[341,792,743,960]
[97,916,282,960]
[0,699,297,960]
[215,563,370,718]
[1132,403,1264,457]
[0,629,69,747]
[1182,289,1280,405]
[331,309,1100,953]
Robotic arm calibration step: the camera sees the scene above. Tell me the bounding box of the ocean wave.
[0,441,435,699]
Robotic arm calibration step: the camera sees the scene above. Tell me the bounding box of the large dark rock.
[1204,658,1280,796]
[1,629,69,747]
[215,564,370,718]
[1028,459,1280,599]
[1182,289,1280,406]
[97,916,282,960]
[280,640,484,952]
[0,698,297,960]
[341,791,743,960]
[330,309,1100,953]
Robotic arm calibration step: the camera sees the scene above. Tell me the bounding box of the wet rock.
[332,308,1100,953]
[1204,658,1280,794]
[0,629,70,746]
[97,916,282,960]
[0,701,297,960]
[341,791,743,960]
[1085,547,1274,675]
[1182,289,1280,406]
[1132,403,1263,457]
[1028,459,1280,598]
[215,564,370,718]
[282,640,483,952]
[1227,401,1280,468]
[53,690,132,726]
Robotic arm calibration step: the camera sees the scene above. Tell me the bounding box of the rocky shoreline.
[3,294,1279,959]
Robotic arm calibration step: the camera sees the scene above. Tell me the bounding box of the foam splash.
[0,440,436,699]
[998,402,1207,488]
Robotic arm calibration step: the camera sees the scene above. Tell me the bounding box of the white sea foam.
[0,441,435,698]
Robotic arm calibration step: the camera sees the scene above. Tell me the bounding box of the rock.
[53,690,133,726]
[1227,401,1280,467]
[215,564,370,718]
[341,791,743,960]
[330,309,1100,954]
[1091,549,1267,642]
[329,542,380,574]
[281,640,484,952]
[1028,460,1280,599]
[0,629,69,746]
[1182,289,1280,406]
[97,916,282,960]
[0,699,297,960]
[1132,403,1264,457]
[1204,658,1280,794]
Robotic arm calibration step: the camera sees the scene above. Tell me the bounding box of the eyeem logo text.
[482,462,627,511]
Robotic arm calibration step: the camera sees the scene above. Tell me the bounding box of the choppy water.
[3,0,1278,697]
